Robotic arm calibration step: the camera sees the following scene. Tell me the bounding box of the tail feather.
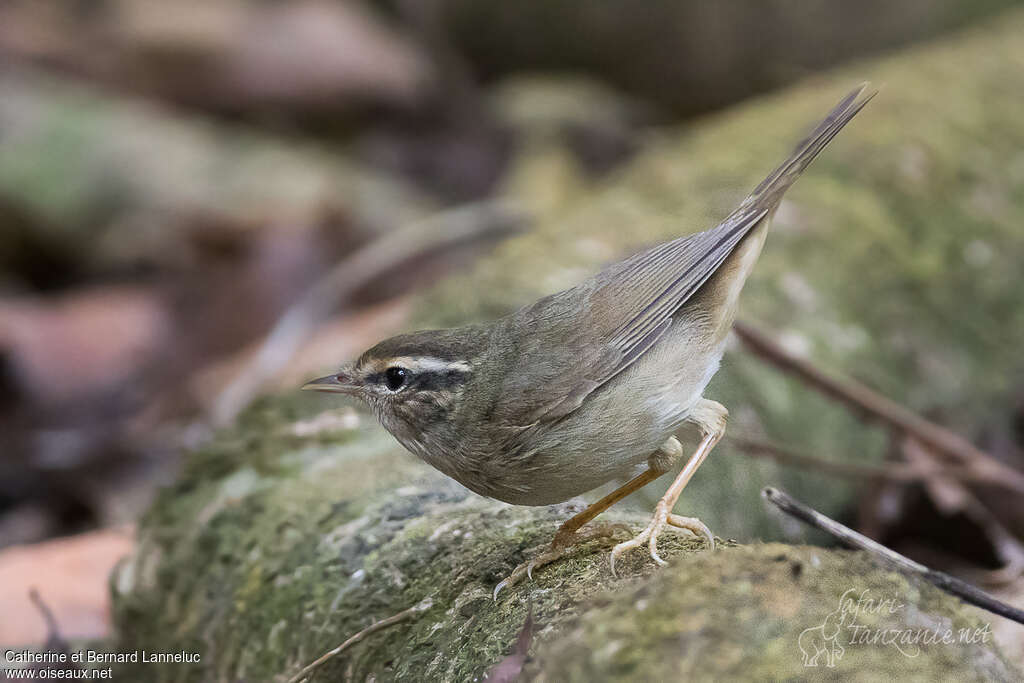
[597,84,875,381]
[744,83,877,214]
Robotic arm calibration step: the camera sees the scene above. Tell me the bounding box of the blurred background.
[1,0,1023,662]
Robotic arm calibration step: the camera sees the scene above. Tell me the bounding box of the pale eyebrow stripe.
[372,357,472,373]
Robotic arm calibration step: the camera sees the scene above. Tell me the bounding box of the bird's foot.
[609,504,714,576]
[493,522,630,600]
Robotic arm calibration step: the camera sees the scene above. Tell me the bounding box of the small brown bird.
[305,85,875,595]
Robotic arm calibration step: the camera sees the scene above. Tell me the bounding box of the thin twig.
[730,436,1014,488]
[737,436,1024,582]
[762,487,1024,625]
[212,200,525,426]
[285,598,433,683]
[734,321,1024,493]
[29,589,59,637]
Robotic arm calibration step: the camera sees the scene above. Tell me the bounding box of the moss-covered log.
[112,397,1017,681]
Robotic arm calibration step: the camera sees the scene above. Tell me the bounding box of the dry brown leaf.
[0,287,169,406]
[0,528,134,646]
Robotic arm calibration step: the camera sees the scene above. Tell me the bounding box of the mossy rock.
[112,396,1017,681]
[0,67,431,277]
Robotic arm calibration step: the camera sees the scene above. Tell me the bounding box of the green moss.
[528,545,1016,682]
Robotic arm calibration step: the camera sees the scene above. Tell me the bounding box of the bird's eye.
[384,366,408,391]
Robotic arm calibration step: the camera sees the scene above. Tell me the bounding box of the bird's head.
[302,326,487,449]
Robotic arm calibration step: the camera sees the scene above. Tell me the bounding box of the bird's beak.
[302,369,359,395]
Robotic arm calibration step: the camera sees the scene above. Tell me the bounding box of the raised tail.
[742,83,876,215]
[592,85,875,389]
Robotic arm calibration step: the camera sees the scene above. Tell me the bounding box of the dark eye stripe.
[414,369,470,392]
[368,368,470,393]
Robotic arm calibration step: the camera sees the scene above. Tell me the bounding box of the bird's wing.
[519,84,875,424]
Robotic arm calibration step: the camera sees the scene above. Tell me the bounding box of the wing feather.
[519,85,876,424]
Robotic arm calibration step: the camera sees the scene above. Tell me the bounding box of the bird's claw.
[609,520,655,577]
[492,575,515,601]
[609,507,714,577]
[666,513,715,551]
[493,549,559,600]
[493,523,630,599]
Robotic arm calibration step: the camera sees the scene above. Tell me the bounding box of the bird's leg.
[610,399,726,575]
[549,446,677,547]
[492,438,680,599]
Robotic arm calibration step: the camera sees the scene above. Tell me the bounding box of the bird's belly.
[485,380,710,505]
[482,440,651,506]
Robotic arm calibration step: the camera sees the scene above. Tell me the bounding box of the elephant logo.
[798,607,849,668]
